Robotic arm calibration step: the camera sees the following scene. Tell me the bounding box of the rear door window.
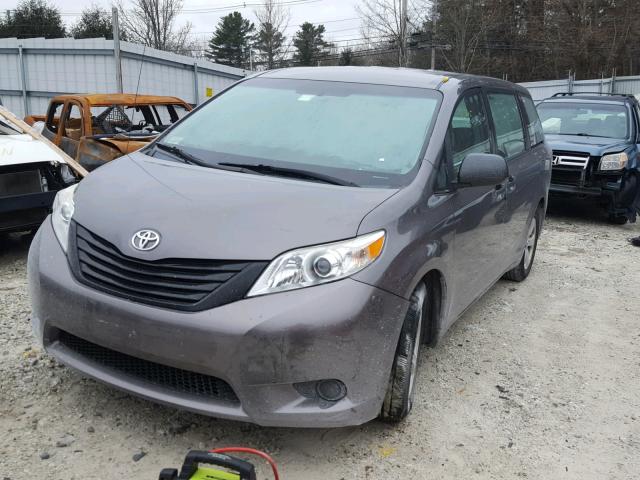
[487,92,526,159]
[448,91,491,177]
[520,95,544,146]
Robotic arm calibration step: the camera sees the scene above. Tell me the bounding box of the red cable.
[210,447,280,480]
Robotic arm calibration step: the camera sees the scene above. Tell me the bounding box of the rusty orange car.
[26,94,192,171]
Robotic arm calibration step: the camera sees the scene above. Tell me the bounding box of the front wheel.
[380,282,427,423]
[504,210,540,282]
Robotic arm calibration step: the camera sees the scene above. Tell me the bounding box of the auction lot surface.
[1,201,639,480]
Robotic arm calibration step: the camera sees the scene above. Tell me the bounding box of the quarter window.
[520,95,544,146]
[487,92,526,159]
[449,92,491,177]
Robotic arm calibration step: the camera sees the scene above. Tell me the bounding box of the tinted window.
[487,92,525,158]
[520,95,544,146]
[537,102,628,139]
[161,78,442,188]
[448,92,491,176]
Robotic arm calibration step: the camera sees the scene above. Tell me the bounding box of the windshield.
[537,101,629,139]
[0,116,20,135]
[159,78,442,188]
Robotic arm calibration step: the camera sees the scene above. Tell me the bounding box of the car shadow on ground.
[546,196,622,225]
[0,231,35,264]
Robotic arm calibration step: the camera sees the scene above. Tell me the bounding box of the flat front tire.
[380,282,427,423]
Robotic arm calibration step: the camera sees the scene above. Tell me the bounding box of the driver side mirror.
[458,153,509,187]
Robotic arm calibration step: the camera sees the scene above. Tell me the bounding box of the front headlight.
[51,184,77,253]
[599,152,628,171]
[247,230,385,297]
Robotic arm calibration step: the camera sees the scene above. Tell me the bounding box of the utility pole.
[431,0,438,70]
[112,7,123,93]
[400,0,408,67]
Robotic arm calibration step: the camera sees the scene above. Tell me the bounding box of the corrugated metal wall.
[520,75,640,101]
[0,37,246,117]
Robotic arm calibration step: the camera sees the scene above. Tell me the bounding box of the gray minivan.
[28,67,551,427]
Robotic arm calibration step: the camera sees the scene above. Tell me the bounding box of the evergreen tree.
[72,5,114,40]
[254,22,285,69]
[254,0,289,70]
[339,48,354,66]
[293,22,329,66]
[0,0,66,39]
[206,12,255,68]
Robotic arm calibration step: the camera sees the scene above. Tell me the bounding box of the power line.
[44,0,323,16]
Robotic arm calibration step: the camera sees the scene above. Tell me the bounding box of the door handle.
[493,182,506,201]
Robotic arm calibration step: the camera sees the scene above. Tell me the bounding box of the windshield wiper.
[564,133,614,138]
[217,162,359,187]
[153,143,252,173]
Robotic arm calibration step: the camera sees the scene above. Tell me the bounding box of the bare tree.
[117,0,194,54]
[253,0,290,69]
[356,0,421,67]
[434,0,496,73]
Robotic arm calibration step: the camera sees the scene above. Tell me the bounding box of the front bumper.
[0,191,55,232]
[28,219,410,427]
[549,171,626,197]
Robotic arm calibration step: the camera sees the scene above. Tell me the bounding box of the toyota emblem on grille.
[131,229,161,251]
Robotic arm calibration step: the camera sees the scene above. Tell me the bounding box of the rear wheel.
[504,210,540,282]
[380,282,427,423]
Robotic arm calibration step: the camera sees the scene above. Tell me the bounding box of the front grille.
[68,222,267,311]
[57,330,240,404]
[551,150,592,187]
[551,167,584,186]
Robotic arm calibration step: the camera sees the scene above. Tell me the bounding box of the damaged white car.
[1,109,78,233]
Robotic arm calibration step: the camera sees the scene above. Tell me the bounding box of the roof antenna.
[126,44,146,155]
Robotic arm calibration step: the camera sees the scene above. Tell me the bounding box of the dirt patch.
[1,203,639,479]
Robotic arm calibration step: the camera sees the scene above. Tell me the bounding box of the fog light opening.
[316,379,347,402]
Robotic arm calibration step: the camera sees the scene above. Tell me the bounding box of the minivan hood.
[73,153,397,261]
[545,134,630,156]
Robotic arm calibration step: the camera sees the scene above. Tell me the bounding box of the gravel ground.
[1,200,639,480]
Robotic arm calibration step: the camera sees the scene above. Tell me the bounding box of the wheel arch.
[419,269,445,346]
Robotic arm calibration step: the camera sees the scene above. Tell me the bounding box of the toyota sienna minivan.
[28,67,551,427]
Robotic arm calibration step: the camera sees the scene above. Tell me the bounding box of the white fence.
[0,37,246,118]
[519,74,640,101]
[2,40,638,117]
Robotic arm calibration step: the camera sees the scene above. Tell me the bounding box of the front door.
[448,89,510,318]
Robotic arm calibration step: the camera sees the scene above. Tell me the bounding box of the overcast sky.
[52,0,363,51]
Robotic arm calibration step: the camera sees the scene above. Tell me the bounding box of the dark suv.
[537,93,640,223]
[29,68,551,427]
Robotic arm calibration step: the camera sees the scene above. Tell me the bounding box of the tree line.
[2,0,639,81]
